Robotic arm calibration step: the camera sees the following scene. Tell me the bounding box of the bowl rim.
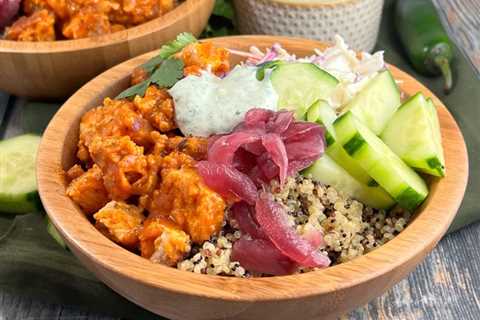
[0,0,208,54]
[37,35,468,302]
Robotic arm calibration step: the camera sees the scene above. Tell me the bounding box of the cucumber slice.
[0,134,42,214]
[324,108,378,186]
[304,100,378,186]
[334,112,428,211]
[380,93,445,177]
[427,98,446,175]
[270,63,339,119]
[326,142,374,185]
[46,216,67,249]
[343,70,401,134]
[306,99,337,145]
[303,155,395,209]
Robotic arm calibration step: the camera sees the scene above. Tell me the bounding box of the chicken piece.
[167,136,208,161]
[94,201,144,248]
[111,23,125,33]
[139,216,191,266]
[176,42,230,77]
[4,10,56,42]
[62,5,113,39]
[66,164,85,181]
[159,0,175,12]
[45,0,70,19]
[110,0,174,26]
[162,151,196,170]
[89,136,159,200]
[23,0,75,18]
[23,0,49,15]
[66,164,109,214]
[77,97,153,162]
[148,167,226,243]
[130,66,149,86]
[138,150,194,211]
[149,131,170,156]
[37,0,118,21]
[133,86,176,133]
[149,132,208,161]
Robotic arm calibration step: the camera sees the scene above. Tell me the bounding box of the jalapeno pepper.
[395,0,454,93]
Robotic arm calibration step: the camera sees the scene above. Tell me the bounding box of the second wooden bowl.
[0,0,214,99]
[37,36,468,320]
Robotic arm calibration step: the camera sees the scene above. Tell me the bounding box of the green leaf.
[150,58,184,88]
[158,32,197,59]
[256,60,284,80]
[213,0,234,20]
[116,79,151,99]
[141,55,164,74]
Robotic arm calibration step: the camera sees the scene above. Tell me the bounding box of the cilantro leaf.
[116,79,151,99]
[141,55,164,74]
[158,32,197,59]
[150,58,184,88]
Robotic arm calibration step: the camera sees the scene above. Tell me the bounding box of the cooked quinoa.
[270,175,411,265]
[177,229,247,277]
[178,175,411,277]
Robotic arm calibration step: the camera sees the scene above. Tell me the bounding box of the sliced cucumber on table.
[306,99,337,145]
[270,62,339,119]
[46,216,67,249]
[303,155,395,209]
[343,70,401,134]
[0,134,42,214]
[334,112,428,211]
[381,93,445,177]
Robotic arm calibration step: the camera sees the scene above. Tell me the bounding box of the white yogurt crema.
[169,65,278,137]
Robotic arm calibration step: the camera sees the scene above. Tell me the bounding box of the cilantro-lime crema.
[169,65,278,137]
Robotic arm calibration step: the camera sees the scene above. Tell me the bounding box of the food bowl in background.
[0,0,214,99]
[233,0,384,52]
[37,36,468,320]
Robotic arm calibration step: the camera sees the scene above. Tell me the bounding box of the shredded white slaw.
[228,35,386,109]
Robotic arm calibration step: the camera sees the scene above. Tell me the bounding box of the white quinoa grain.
[178,174,411,276]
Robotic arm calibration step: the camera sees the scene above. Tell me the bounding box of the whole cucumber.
[395,0,454,93]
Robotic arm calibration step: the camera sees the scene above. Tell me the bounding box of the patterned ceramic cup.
[233,0,384,52]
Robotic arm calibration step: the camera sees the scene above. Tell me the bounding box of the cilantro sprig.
[150,59,184,87]
[116,33,197,99]
[157,32,197,59]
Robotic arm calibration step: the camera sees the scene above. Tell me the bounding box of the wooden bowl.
[0,0,214,99]
[37,36,468,320]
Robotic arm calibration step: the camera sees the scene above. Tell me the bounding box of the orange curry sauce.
[4,0,176,41]
[66,43,232,266]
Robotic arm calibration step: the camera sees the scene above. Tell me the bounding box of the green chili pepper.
[394,0,454,93]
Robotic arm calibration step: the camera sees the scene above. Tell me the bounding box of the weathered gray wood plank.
[1,98,27,139]
[0,292,117,320]
[433,0,480,78]
[0,92,8,126]
[349,221,480,320]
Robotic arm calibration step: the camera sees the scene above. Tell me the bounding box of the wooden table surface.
[0,1,479,319]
